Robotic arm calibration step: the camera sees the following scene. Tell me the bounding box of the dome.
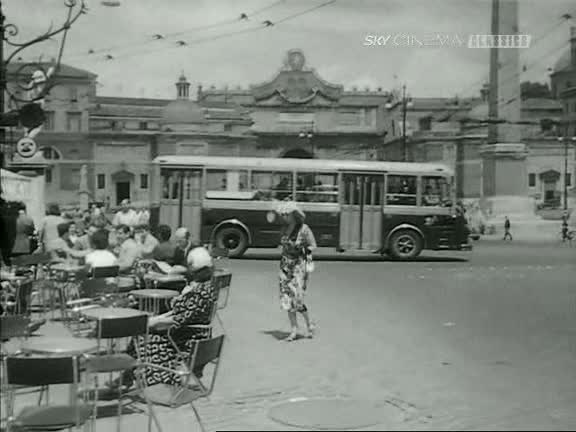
[162,99,205,124]
[552,50,573,73]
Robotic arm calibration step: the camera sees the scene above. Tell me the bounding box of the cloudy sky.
[4,0,575,99]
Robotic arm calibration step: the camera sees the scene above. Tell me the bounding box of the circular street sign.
[16,137,38,158]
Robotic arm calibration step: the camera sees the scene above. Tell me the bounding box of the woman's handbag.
[305,255,315,273]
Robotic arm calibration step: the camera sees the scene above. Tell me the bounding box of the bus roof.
[154,155,453,175]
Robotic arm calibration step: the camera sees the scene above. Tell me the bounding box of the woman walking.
[277,201,317,342]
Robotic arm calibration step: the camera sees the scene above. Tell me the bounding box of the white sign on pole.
[16,137,38,158]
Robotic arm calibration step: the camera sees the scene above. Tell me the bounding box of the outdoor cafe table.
[143,273,186,291]
[81,306,145,320]
[130,289,179,315]
[20,336,98,404]
[21,336,98,356]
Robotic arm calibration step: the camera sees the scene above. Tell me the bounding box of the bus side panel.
[201,208,339,248]
[381,214,429,248]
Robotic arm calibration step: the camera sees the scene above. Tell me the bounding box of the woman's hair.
[57,222,71,238]
[47,203,61,216]
[156,224,172,242]
[290,209,305,225]
[17,202,26,212]
[90,230,109,250]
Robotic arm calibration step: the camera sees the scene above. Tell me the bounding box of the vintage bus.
[152,156,472,260]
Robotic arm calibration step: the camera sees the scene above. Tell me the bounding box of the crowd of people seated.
[1,197,220,391]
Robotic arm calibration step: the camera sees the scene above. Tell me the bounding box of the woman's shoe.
[284,332,298,342]
[306,323,317,339]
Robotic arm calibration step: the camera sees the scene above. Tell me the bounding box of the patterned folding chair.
[83,313,162,432]
[134,335,225,432]
[3,355,93,432]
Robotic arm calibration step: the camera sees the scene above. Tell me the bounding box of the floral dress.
[279,224,317,313]
[127,279,217,386]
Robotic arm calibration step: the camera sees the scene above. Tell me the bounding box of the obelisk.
[481,0,532,217]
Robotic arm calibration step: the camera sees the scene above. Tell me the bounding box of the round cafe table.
[145,273,186,291]
[130,289,179,315]
[81,306,145,320]
[21,336,98,356]
[51,263,85,273]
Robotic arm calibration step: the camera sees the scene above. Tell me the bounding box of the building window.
[418,117,431,131]
[251,171,293,201]
[67,112,82,132]
[140,174,148,189]
[567,173,572,187]
[567,81,572,89]
[223,124,232,132]
[386,175,417,206]
[97,174,106,189]
[139,121,148,130]
[44,111,55,131]
[40,146,61,160]
[45,168,52,183]
[69,87,78,102]
[295,172,338,203]
[528,173,536,187]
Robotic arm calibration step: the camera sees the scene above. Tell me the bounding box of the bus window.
[386,175,417,206]
[252,171,293,201]
[206,170,227,193]
[296,173,338,203]
[421,176,450,206]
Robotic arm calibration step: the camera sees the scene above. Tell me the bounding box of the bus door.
[160,168,203,240]
[339,172,385,250]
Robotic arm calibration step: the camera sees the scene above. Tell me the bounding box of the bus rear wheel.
[388,230,423,260]
[214,226,248,258]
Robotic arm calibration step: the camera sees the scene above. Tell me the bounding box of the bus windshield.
[421,175,452,207]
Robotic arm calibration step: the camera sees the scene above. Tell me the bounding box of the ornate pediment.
[111,169,134,183]
[251,49,343,105]
[539,169,560,182]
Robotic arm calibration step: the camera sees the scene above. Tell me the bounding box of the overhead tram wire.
[428,13,574,123]
[82,0,338,64]
[64,0,287,60]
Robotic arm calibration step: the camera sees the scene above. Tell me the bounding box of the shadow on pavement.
[240,254,468,263]
[261,330,306,341]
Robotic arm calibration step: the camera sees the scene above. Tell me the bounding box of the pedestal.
[78,190,90,211]
[480,143,537,220]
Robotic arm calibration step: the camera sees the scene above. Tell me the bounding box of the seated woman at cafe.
[48,222,90,263]
[151,224,178,265]
[108,247,217,390]
[85,229,118,268]
[134,224,159,259]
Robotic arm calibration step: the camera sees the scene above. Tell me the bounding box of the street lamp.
[557,135,576,211]
[1,0,89,168]
[386,84,413,162]
[299,130,314,157]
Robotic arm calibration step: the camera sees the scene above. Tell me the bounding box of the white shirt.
[85,250,118,268]
[113,210,138,227]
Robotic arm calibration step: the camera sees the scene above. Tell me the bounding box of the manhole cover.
[268,398,394,430]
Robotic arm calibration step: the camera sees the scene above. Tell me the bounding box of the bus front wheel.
[388,230,423,260]
[214,226,248,258]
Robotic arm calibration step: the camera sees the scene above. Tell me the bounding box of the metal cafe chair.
[134,335,225,432]
[3,355,93,432]
[83,313,162,432]
[66,266,121,328]
[212,270,232,330]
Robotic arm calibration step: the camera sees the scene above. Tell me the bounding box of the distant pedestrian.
[276,201,317,342]
[12,204,35,257]
[503,216,513,241]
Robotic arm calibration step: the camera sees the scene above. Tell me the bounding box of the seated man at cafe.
[48,222,90,263]
[115,224,142,274]
[173,227,201,268]
[74,223,99,251]
[152,224,179,265]
[85,229,118,269]
[134,224,159,259]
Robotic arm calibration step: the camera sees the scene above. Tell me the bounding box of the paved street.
[6,242,576,431]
